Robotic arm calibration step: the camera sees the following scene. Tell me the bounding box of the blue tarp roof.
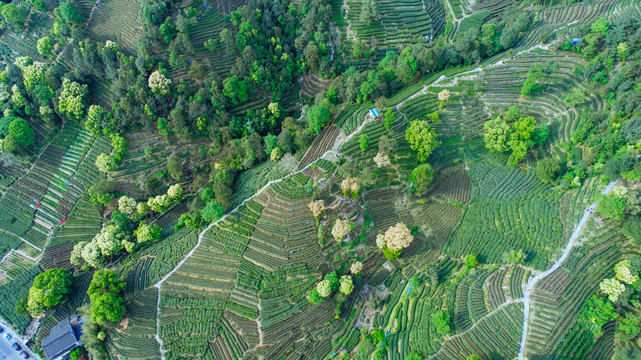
[369,108,380,118]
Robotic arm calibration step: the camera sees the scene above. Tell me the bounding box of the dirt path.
[517,179,619,359]
[342,0,356,41]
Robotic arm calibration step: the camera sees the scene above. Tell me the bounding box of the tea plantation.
[0,0,640,358]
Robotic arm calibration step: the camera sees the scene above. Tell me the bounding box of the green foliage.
[222,75,249,105]
[382,246,402,259]
[405,120,437,162]
[397,46,418,82]
[135,222,161,244]
[4,117,34,154]
[264,134,279,155]
[14,297,28,316]
[430,310,451,336]
[383,108,396,130]
[167,155,183,180]
[56,1,85,24]
[622,217,641,247]
[307,288,323,304]
[502,249,525,264]
[325,271,339,291]
[308,105,330,134]
[464,254,478,268]
[359,134,370,152]
[508,116,537,166]
[535,157,562,183]
[1,4,27,29]
[581,295,618,338]
[87,270,125,327]
[37,37,55,56]
[359,0,378,25]
[201,201,224,222]
[617,313,640,342]
[467,355,481,360]
[410,164,436,194]
[483,117,510,153]
[505,106,520,121]
[69,347,87,360]
[88,180,115,206]
[596,195,626,222]
[27,269,73,317]
[590,18,611,35]
[521,64,543,97]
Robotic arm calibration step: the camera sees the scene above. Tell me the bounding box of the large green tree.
[27,269,74,317]
[534,157,561,183]
[201,201,224,222]
[405,120,437,162]
[1,4,27,29]
[410,164,436,194]
[308,105,330,134]
[483,117,511,153]
[359,0,379,25]
[87,270,125,326]
[4,117,35,154]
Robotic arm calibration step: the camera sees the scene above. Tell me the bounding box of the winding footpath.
[517,179,619,359]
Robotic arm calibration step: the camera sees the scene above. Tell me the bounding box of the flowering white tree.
[118,196,137,215]
[373,151,391,167]
[308,200,325,218]
[21,62,47,90]
[339,275,354,294]
[615,260,639,285]
[95,225,124,256]
[147,194,170,213]
[600,278,625,302]
[385,223,414,250]
[341,177,360,196]
[332,219,351,241]
[95,153,117,173]
[81,241,105,268]
[317,280,331,297]
[148,70,171,95]
[438,89,450,102]
[350,261,363,275]
[167,184,183,200]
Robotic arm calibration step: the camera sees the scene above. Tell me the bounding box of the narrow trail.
[341,0,356,41]
[517,179,619,359]
[84,1,100,30]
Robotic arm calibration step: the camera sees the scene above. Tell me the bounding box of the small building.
[42,315,84,360]
[572,38,583,46]
[369,108,382,120]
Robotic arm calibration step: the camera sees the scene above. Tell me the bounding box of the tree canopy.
[405,120,437,162]
[27,269,74,317]
[87,270,126,326]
